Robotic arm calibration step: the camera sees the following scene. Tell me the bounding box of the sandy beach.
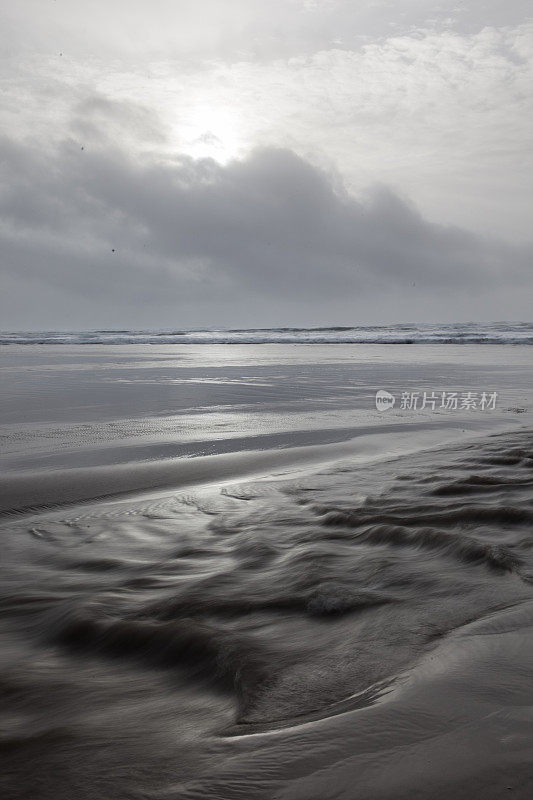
[1,341,531,510]
[1,341,532,799]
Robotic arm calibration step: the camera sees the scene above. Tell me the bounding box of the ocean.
[2,321,533,345]
[1,331,532,799]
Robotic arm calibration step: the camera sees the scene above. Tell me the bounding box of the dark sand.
[1,343,532,798]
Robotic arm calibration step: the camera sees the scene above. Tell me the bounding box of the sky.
[0,0,532,328]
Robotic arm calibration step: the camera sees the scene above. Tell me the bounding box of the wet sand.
[0,343,532,798]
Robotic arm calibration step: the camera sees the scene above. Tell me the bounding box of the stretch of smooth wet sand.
[1,343,531,511]
[0,343,532,799]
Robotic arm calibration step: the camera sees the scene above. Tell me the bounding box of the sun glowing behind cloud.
[179,104,245,163]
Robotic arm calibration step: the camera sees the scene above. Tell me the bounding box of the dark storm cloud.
[0,135,530,326]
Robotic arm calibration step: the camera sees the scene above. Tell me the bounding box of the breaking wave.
[1,321,533,345]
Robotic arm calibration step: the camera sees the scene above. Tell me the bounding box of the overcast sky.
[1,0,532,328]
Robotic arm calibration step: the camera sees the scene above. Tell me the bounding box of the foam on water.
[1,321,533,345]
